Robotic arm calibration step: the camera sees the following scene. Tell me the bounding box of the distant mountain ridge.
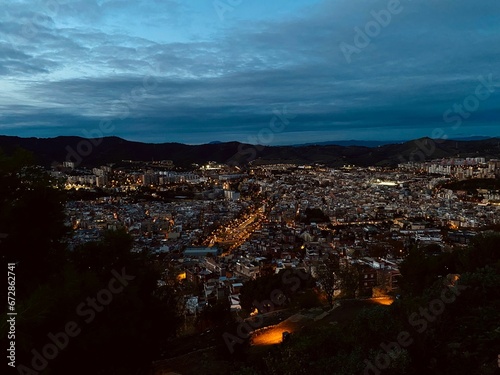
[292,140,402,147]
[292,136,495,147]
[0,135,499,168]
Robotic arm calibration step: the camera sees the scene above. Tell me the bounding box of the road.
[203,207,265,255]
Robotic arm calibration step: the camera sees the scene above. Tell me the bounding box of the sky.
[0,0,499,145]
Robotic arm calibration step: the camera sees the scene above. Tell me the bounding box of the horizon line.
[1,134,498,148]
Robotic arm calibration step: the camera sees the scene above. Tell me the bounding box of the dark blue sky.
[1,0,499,144]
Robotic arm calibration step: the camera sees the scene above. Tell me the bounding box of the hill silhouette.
[0,135,499,167]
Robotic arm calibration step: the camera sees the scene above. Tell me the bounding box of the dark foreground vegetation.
[1,150,180,374]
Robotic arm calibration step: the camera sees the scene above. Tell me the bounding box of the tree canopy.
[0,151,181,375]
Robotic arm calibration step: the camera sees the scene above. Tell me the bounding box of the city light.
[252,322,295,346]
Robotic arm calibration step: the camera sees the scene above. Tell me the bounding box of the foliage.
[315,255,339,306]
[0,149,69,297]
[237,232,500,375]
[240,269,314,312]
[300,208,330,224]
[0,152,182,375]
[337,264,360,298]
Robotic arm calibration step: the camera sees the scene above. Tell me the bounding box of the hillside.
[0,135,499,168]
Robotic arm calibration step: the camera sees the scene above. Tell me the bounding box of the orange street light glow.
[372,297,394,306]
[252,323,295,346]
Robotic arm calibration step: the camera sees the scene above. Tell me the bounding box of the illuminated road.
[226,213,263,250]
[251,310,313,346]
[251,298,394,346]
[370,296,394,306]
[203,207,265,254]
[332,220,387,227]
[251,320,297,346]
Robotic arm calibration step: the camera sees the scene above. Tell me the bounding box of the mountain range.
[0,135,499,168]
[291,136,495,147]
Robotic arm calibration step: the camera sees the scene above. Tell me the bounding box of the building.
[183,247,221,258]
[224,190,241,201]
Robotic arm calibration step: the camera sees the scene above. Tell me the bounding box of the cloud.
[0,0,499,143]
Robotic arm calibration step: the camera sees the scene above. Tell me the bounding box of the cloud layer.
[0,0,499,144]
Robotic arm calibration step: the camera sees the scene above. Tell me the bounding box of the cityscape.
[2,0,500,374]
[2,142,500,374]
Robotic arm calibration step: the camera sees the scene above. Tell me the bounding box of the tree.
[70,229,135,277]
[337,264,360,298]
[301,208,330,224]
[316,255,339,306]
[0,150,182,375]
[196,299,231,330]
[457,232,500,273]
[0,149,69,296]
[54,231,181,375]
[399,245,436,295]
